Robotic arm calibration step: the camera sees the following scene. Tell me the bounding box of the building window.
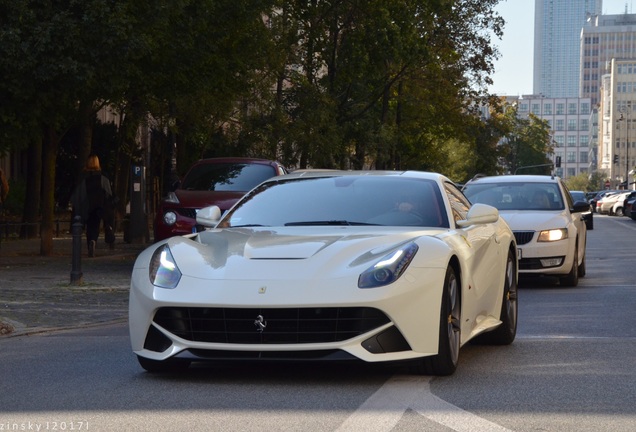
[580,135,589,147]
[580,119,589,131]
[556,103,565,115]
[554,136,564,147]
[532,103,541,115]
[567,168,576,177]
[568,103,577,115]
[567,151,576,163]
[544,103,552,114]
[581,103,590,114]
[556,119,565,131]
[567,136,577,147]
[580,152,588,163]
[568,119,577,131]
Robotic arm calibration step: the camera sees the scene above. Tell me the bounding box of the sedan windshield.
[464,182,564,211]
[218,176,450,228]
[181,163,276,192]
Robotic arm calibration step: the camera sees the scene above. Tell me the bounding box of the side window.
[444,182,471,224]
[561,181,574,208]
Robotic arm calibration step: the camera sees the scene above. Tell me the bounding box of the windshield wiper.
[230,224,268,227]
[284,220,377,226]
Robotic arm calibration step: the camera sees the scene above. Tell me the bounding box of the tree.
[565,173,592,191]
[497,105,553,175]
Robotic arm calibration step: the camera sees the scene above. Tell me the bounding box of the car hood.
[150,227,450,280]
[498,210,569,231]
[172,189,245,210]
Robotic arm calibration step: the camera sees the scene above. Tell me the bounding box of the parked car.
[570,190,593,230]
[463,175,588,287]
[625,193,636,219]
[598,191,630,215]
[611,191,636,216]
[131,170,518,376]
[154,157,287,241]
[590,190,619,213]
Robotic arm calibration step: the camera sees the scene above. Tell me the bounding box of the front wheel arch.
[414,261,461,376]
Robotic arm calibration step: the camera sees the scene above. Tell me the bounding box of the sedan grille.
[513,231,535,245]
[153,307,391,344]
[176,208,197,219]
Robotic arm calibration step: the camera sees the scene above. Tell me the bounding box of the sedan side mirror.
[457,203,499,227]
[571,200,590,213]
[196,205,222,227]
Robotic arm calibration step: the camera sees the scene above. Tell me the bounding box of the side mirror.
[457,203,499,227]
[571,200,590,213]
[196,205,222,227]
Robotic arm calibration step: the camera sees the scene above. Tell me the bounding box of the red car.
[154,157,287,241]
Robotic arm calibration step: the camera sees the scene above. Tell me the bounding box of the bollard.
[70,215,83,285]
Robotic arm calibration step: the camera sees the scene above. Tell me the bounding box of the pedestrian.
[70,155,116,257]
[0,167,9,216]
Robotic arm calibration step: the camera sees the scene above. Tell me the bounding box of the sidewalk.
[0,234,148,337]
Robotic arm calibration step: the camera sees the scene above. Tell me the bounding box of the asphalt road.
[1,215,635,431]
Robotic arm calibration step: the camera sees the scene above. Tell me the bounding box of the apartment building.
[534,0,602,98]
[598,58,636,188]
[516,95,593,179]
[580,12,636,106]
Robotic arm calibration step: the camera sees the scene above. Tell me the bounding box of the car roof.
[275,170,448,182]
[190,157,283,166]
[466,174,560,184]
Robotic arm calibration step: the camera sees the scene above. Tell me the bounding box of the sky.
[489,0,636,96]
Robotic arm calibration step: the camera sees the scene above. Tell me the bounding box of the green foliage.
[565,173,593,192]
[496,105,554,175]
[1,0,509,224]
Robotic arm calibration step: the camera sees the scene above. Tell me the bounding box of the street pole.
[627,111,630,190]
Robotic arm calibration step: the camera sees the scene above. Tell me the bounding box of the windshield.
[181,162,276,192]
[463,181,564,211]
[218,176,450,228]
[570,192,586,202]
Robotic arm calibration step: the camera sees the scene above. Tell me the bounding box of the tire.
[416,265,461,376]
[477,249,518,345]
[615,207,624,217]
[560,245,579,287]
[137,355,191,373]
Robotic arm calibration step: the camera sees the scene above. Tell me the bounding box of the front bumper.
[129,267,447,364]
[515,232,573,276]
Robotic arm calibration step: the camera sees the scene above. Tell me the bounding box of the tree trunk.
[76,99,94,176]
[40,125,59,256]
[20,139,42,239]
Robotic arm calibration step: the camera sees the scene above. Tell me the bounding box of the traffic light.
[555,156,561,167]
[614,155,619,164]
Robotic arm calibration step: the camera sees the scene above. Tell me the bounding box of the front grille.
[513,231,535,245]
[176,208,197,219]
[153,307,391,344]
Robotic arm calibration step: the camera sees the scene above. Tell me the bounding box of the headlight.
[149,245,182,288]
[537,228,568,242]
[164,192,179,203]
[163,211,177,226]
[358,242,418,288]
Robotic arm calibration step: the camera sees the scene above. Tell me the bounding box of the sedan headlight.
[149,245,182,289]
[163,211,177,226]
[537,228,568,242]
[358,242,418,288]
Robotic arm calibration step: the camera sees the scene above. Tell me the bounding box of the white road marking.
[336,375,512,432]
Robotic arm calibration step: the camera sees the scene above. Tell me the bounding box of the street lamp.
[619,107,631,189]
